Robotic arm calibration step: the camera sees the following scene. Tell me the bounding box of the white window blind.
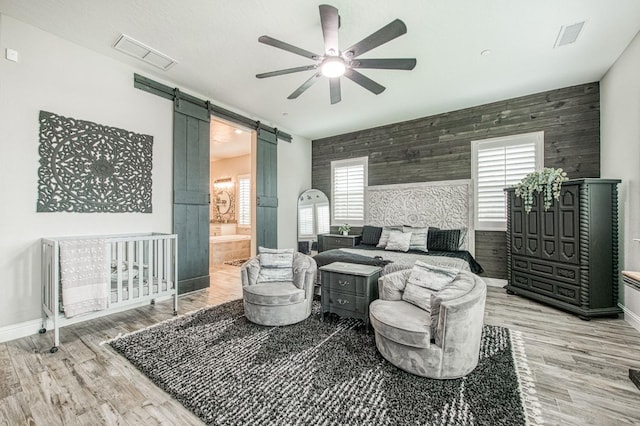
[316,203,330,234]
[472,132,543,231]
[238,176,250,226]
[298,206,314,236]
[331,157,368,226]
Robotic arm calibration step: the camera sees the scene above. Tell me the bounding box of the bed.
[313,179,483,282]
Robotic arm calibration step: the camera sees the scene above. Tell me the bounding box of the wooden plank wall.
[311,82,600,279]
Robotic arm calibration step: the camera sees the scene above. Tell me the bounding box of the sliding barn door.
[173,99,210,293]
[256,128,278,249]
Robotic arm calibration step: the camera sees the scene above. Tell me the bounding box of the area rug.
[223,258,249,267]
[108,301,543,425]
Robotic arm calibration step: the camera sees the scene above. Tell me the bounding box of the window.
[298,202,329,237]
[298,205,314,236]
[331,157,368,226]
[472,132,543,231]
[238,175,251,226]
[316,203,330,234]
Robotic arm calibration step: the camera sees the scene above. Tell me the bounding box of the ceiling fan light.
[321,57,346,78]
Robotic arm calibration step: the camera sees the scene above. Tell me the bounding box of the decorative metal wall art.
[37,111,153,213]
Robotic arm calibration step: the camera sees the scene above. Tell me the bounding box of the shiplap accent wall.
[312,82,600,279]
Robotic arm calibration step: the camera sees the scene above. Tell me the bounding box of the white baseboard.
[0,295,176,345]
[619,303,640,333]
[483,277,507,288]
[0,318,47,344]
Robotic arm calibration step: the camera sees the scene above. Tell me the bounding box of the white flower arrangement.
[514,168,569,214]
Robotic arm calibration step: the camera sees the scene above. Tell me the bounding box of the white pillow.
[403,225,429,252]
[384,230,412,252]
[401,261,459,311]
[257,247,294,283]
[376,225,402,248]
[408,260,458,291]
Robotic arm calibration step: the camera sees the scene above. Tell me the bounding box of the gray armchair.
[241,252,317,326]
[369,269,487,379]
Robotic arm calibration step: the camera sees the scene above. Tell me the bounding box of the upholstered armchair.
[369,267,487,379]
[241,249,317,326]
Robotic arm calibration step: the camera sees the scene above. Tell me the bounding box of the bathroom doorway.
[209,117,255,292]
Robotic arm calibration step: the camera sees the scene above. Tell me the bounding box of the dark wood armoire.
[505,178,622,320]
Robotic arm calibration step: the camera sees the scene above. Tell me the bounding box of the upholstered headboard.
[365,179,474,255]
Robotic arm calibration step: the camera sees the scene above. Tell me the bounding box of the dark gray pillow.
[361,225,383,245]
[427,229,461,252]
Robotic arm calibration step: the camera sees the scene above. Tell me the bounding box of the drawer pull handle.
[337,299,350,305]
[338,280,350,287]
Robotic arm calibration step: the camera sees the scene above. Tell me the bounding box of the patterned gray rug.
[109,301,543,425]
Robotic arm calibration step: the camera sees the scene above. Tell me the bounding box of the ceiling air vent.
[113,34,177,70]
[554,21,585,48]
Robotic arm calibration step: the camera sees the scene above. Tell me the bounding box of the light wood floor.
[1,266,639,425]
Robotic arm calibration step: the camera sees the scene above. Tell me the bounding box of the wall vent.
[554,21,585,48]
[113,34,177,71]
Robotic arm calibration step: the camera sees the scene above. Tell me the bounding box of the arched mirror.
[298,189,330,254]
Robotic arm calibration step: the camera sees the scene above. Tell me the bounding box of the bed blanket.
[313,245,484,274]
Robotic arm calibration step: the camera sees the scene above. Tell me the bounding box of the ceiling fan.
[256,4,416,104]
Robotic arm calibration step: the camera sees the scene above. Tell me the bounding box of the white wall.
[600,30,640,328]
[278,135,312,250]
[0,14,311,336]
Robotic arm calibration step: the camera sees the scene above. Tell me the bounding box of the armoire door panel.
[509,191,526,256]
[558,185,580,264]
[525,196,540,257]
[561,242,577,261]
[513,210,523,235]
[513,236,524,253]
[561,211,576,238]
[542,240,557,258]
[542,210,555,237]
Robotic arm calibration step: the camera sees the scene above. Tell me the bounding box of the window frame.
[237,174,251,226]
[471,131,544,231]
[330,156,368,227]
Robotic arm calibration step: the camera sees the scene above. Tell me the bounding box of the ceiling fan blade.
[344,19,407,58]
[329,78,341,104]
[258,35,319,60]
[344,69,385,95]
[319,4,340,55]
[351,58,416,70]
[287,72,322,99]
[256,65,317,79]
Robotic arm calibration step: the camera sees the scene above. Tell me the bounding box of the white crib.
[41,233,178,353]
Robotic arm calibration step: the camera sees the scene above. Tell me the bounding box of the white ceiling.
[210,118,251,161]
[2,0,639,140]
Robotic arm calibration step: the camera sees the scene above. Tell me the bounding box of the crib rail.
[41,233,178,353]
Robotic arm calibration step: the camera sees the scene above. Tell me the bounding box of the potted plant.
[338,224,351,236]
[514,167,569,214]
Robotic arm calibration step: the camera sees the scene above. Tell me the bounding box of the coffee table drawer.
[325,272,367,295]
[322,290,368,314]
